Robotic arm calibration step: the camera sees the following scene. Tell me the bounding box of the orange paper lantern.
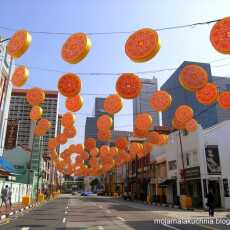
[90,147,99,157]
[185,119,198,132]
[150,90,172,112]
[7,29,32,58]
[61,33,92,64]
[96,114,113,130]
[143,142,153,155]
[75,144,85,154]
[61,112,76,128]
[11,65,29,87]
[85,137,96,151]
[100,145,110,156]
[33,125,47,136]
[179,64,208,91]
[37,118,52,130]
[147,131,160,144]
[26,87,45,106]
[196,83,218,105]
[175,105,194,124]
[158,134,168,145]
[58,73,81,97]
[218,91,230,110]
[65,95,84,112]
[48,138,58,150]
[29,106,43,121]
[116,73,142,99]
[103,94,123,114]
[97,130,112,142]
[172,117,186,130]
[110,147,119,157]
[210,17,230,54]
[135,112,153,131]
[56,133,68,145]
[125,28,160,62]
[63,126,77,139]
[133,127,149,137]
[115,136,128,149]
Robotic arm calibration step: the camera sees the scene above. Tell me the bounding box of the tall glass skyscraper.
[133,77,159,129]
[161,61,230,129]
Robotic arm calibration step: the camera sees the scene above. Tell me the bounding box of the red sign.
[4,120,18,150]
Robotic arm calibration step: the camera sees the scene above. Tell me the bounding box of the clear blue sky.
[0,0,230,144]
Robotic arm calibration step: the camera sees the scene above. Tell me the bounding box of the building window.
[168,160,177,170]
[186,153,190,167]
[226,84,230,90]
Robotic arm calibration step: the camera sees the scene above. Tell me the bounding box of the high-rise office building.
[161,61,230,129]
[0,37,15,155]
[85,97,114,146]
[133,77,159,129]
[7,89,59,154]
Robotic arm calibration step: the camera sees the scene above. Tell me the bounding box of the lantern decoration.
[81,152,89,161]
[185,119,198,133]
[116,73,142,99]
[125,28,160,62]
[7,29,32,58]
[218,91,230,109]
[150,90,172,112]
[75,144,85,154]
[34,125,46,137]
[96,114,113,130]
[110,147,119,157]
[90,147,99,157]
[133,127,149,137]
[50,150,58,161]
[37,118,52,132]
[172,117,185,130]
[56,133,68,145]
[135,112,153,131]
[61,33,92,64]
[158,134,169,145]
[129,143,143,158]
[61,112,76,128]
[147,131,160,144]
[26,87,45,106]
[174,105,194,124]
[115,136,128,149]
[65,95,84,112]
[143,142,153,155]
[11,65,29,87]
[103,94,123,114]
[195,83,218,105]
[58,73,81,97]
[179,64,208,91]
[29,106,43,121]
[85,137,96,151]
[210,17,230,54]
[100,145,110,156]
[63,126,77,139]
[48,138,57,150]
[97,130,112,142]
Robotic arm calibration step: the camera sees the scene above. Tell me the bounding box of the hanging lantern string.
[14,57,230,77]
[0,18,221,36]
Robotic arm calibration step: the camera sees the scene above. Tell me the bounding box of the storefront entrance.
[208,180,221,208]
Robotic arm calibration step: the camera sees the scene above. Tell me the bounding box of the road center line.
[97,226,104,230]
[21,228,30,230]
[162,224,180,230]
[117,216,126,221]
[62,217,66,223]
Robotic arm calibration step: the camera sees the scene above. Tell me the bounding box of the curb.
[0,203,39,221]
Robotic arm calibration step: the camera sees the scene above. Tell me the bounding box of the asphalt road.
[0,194,229,230]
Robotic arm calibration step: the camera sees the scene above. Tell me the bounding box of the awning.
[159,179,176,188]
[0,156,15,174]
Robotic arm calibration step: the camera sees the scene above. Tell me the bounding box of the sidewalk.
[0,203,24,215]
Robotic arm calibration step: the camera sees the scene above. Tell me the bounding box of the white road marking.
[97,226,104,230]
[21,227,30,230]
[62,217,66,223]
[106,210,111,214]
[98,205,103,208]
[162,224,180,230]
[65,211,68,214]
[117,216,126,221]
